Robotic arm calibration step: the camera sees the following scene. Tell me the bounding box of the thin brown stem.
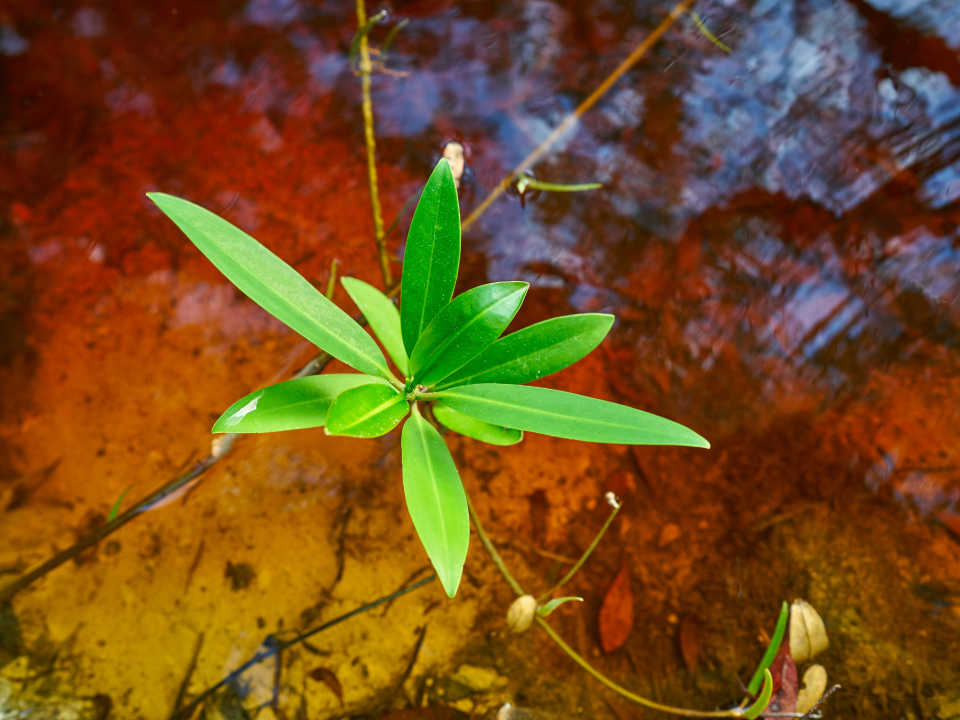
[356,0,391,288]
[0,281,402,604]
[460,0,694,232]
[325,258,339,301]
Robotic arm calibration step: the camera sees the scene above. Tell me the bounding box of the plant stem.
[464,491,525,596]
[356,0,392,288]
[460,0,694,232]
[467,487,745,718]
[535,616,743,718]
[325,258,339,301]
[537,501,620,603]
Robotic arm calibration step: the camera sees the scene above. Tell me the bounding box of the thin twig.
[799,685,840,720]
[356,0,392,288]
[460,0,694,232]
[0,282,402,605]
[325,258,339,301]
[173,632,205,715]
[537,499,621,603]
[173,574,436,719]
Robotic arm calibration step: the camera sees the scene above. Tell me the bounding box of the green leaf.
[537,597,583,617]
[433,402,522,446]
[747,601,789,695]
[410,282,528,387]
[744,669,773,720]
[434,313,614,390]
[401,404,469,597]
[515,173,603,193]
[147,193,391,380]
[341,276,409,377]
[400,159,461,357]
[433,384,709,447]
[325,383,409,438]
[691,11,731,53]
[212,375,388,433]
[107,485,133,522]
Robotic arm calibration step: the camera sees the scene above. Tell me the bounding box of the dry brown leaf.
[679,616,700,674]
[308,666,343,705]
[599,556,633,652]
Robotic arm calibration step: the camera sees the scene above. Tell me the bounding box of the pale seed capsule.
[506,594,537,633]
[789,599,829,662]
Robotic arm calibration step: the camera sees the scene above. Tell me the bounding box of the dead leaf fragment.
[679,616,700,674]
[763,648,797,718]
[599,557,633,652]
[788,600,828,662]
[796,664,828,714]
[658,523,681,547]
[308,667,343,705]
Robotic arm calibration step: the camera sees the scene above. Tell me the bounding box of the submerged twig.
[356,0,392,288]
[461,0,694,232]
[172,573,436,719]
[173,632,205,715]
[0,282,402,604]
[325,258,339,301]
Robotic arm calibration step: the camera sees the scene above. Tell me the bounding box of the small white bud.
[605,491,620,509]
[506,594,537,633]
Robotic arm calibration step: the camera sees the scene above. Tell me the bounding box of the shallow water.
[1,0,959,718]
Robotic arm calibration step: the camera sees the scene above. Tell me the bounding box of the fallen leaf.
[679,616,700,674]
[762,648,797,718]
[308,667,343,705]
[599,556,633,652]
[796,664,828,714]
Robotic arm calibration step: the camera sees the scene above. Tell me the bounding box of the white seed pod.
[789,599,829,662]
[796,664,828,714]
[506,594,537,633]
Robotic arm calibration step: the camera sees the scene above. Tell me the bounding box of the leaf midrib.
[416,288,523,384]
[435,332,574,389]
[438,390,678,439]
[415,197,444,342]
[338,392,404,432]
[417,413,448,567]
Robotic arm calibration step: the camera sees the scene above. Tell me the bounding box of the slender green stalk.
[536,617,749,718]
[356,0,392,288]
[747,601,789,694]
[466,488,754,718]
[465,492,525,596]
[537,499,620,603]
[690,11,731,53]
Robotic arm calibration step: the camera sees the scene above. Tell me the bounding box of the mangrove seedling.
[147,158,708,597]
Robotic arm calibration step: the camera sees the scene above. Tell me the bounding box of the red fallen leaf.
[762,647,797,718]
[599,556,634,652]
[679,616,700,675]
[308,667,343,705]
